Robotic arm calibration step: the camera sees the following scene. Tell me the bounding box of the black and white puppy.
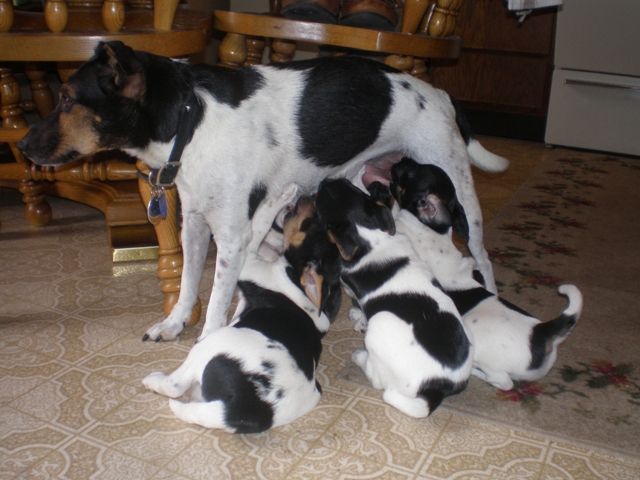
[385,159,583,391]
[18,41,509,342]
[142,186,342,433]
[315,178,473,418]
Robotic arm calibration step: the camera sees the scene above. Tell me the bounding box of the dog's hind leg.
[142,371,193,398]
[143,210,211,341]
[383,390,430,418]
[169,399,232,431]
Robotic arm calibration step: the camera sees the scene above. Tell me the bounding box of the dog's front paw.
[349,307,368,334]
[142,318,186,342]
[142,372,168,392]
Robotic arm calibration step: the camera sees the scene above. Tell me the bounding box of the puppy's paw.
[351,349,368,369]
[349,307,368,334]
[142,318,185,342]
[142,372,168,392]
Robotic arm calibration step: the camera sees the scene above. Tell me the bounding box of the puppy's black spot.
[418,377,468,414]
[445,288,495,316]
[261,360,275,372]
[342,258,409,299]
[529,313,577,370]
[235,281,323,380]
[201,355,274,433]
[364,293,471,369]
[400,80,412,90]
[265,123,280,148]
[248,183,268,219]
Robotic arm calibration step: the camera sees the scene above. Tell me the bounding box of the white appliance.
[544,0,640,156]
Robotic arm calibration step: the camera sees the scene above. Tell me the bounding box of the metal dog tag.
[147,186,167,225]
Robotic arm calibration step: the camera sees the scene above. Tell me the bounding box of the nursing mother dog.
[18,40,509,342]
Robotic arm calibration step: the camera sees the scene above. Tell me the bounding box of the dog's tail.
[529,284,583,369]
[450,95,510,173]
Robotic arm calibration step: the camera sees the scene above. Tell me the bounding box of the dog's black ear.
[373,203,396,236]
[94,41,145,100]
[367,181,394,209]
[327,228,359,262]
[449,197,469,240]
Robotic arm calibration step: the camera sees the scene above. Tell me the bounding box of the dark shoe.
[281,0,341,24]
[339,0,400,31]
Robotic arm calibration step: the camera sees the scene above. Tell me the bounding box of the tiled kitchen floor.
[1,137,639,479]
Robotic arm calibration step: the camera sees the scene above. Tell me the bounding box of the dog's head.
[282,195,343,322]
[315,178,395,264]
[390,157,469,239]
[18,41,186,165]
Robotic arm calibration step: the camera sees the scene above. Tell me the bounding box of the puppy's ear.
[367,182,394,209]
[95,41,145,100]
[449,197,469,240]
[327,229,359,262]
[300,265,323,311]
[373,203,396,236]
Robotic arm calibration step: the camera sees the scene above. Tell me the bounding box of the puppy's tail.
[450,94,510,173]
[529,285,583,369]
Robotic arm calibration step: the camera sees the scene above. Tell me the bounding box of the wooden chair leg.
[1,65,52,226]
[136,160,201,327]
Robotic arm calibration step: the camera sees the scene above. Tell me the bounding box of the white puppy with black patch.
[315,178,473,418]
[142,185,343,432]
[384,158,583,391]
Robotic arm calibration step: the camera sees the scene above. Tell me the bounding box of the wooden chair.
[0,0,211,325]
[214,0,464,79]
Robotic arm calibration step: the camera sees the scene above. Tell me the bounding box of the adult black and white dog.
[142,185,343,432]
[315,178,473,417]
[385,158,583,391]
[18,40,508,342]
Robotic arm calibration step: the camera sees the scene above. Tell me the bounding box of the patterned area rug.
[338,149,640,458]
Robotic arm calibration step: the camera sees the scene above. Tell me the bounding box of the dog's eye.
[59,94,74,113]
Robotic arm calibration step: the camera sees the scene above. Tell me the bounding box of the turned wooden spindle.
[422,0,462,38]
[0,159,138,183]
[57,62,82,83]
[127,0,152,10]
[390,0,433,80]
[217,33,248,69]
[0,66,52,226]
[244,37,267,66]
[102,0,125,32]
[270,39,297,64]
[44,0,68,33]
[0,0,13,33]
[24,63,55,118]
[153,0,179,30]
[136,160,201,327]
[66,0,101,9]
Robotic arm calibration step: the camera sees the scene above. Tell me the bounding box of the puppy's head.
[283,196,343,322]
[390,157,469,239]
[315,178,395,264]
[18,41,160,165]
